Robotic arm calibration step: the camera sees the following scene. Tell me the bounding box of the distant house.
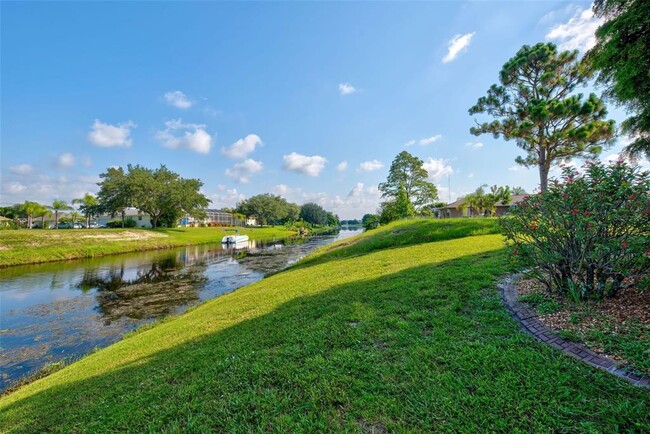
[439,195,527,218]
[97,208,152,228]
[0,216,12,228]
[179,209,256,227]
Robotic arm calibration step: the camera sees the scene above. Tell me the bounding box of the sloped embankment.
[1,219,647,432]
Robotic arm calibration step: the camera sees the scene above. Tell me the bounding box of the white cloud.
[468,172,475,178]
[336,161,348,172]
[209,187,245,209]
[273,184,303,197]
[423,158,454,180]
[419,135,443,146]
[164,90,193,109]
[221,134,262,159]
[7,182,27,194]
[0,173,100,205]
[466,141,483,149]
[9,164,33,175]
[57,153,75,168]
[283,152,327,176]
[442,32,475,63]
[357,160,384,172]
[405,135,442,147]
[155,119,213,154]
[338,83,357,95]
[88,119,136,147]
[225,159,263,184]
[508,165,521,172]
[546,7,603,52]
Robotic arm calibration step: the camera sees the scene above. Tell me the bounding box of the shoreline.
[0,226,341,268]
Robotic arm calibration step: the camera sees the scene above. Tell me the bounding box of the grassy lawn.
[0,226,296,267]
[0,219,647,432]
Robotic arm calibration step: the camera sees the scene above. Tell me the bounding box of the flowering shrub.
[500,160,649,299]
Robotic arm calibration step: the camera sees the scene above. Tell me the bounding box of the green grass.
[0,226,296,267]
[1,219,647,432]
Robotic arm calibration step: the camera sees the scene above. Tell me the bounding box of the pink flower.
[621,241,628,248]
[562,194,568,199]
[570,209,579,215]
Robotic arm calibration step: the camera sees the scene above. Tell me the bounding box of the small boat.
[221,234,249,244]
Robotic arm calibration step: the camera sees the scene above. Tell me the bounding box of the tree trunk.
[538,147,549,193]
[28,215,33,229]
[152,215,158,228]
[121,210,125,228]
[55,211,59,229]
[86,214,90,229]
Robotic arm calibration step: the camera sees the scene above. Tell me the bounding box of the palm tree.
[72,193,98,228]
[34,204,52,229]
[70,211,82,226]
[19,201,42,229]
[51,200,72,229]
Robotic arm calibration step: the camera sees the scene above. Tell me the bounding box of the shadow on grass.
[2,250,647,433]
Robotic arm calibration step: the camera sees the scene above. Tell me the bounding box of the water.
[0,230,361,391]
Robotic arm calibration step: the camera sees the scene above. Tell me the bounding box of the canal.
[0,230,361,391]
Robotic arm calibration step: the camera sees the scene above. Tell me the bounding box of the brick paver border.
[499,274,650,388]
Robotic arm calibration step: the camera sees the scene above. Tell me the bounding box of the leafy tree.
[236,194,292,226]
[469,42,615,192]
[362,213,380,230]
[326,212,340,227]
[511,186,527,195]
[51,200,72,229]
[284,203,301,224]
[126,165,210,228]
[0,206,20,219]
[379,151,438,211]
[97,165,209,228]
[588,0,650,157]
[97,167,131,227]
[299,203,329,226]
[73,193,99,228]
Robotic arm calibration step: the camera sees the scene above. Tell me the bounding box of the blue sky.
[1,1,641,219]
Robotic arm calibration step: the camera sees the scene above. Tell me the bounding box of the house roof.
[0,216,11,221]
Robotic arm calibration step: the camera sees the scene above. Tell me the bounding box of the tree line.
[1,164,340,229]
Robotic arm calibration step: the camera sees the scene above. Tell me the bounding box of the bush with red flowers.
[500,160,649,300]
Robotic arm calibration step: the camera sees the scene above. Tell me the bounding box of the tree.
[73,193,99,228]
[236,194,292,226]
[378,151,438,211]
[511,186,527,195]
[299,203,329,226]
[18,201,42,229]
[326,212,340,227]
[97,167,131,228]
[51,200,72,229]
[469,42,615,192]
[126,165,210,228]
[35,205,51,229]
[362,213,380,230]
[588,0,650,158]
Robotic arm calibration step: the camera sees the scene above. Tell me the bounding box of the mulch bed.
[517,276,649,367]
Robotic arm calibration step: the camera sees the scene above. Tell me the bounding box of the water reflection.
[0,230,362,391]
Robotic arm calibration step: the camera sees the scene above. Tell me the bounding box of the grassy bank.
[1,219,647,432]
[0,226,296,267]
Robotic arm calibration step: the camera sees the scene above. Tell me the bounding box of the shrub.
[106,218,137,228]
[500,160,649,299]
